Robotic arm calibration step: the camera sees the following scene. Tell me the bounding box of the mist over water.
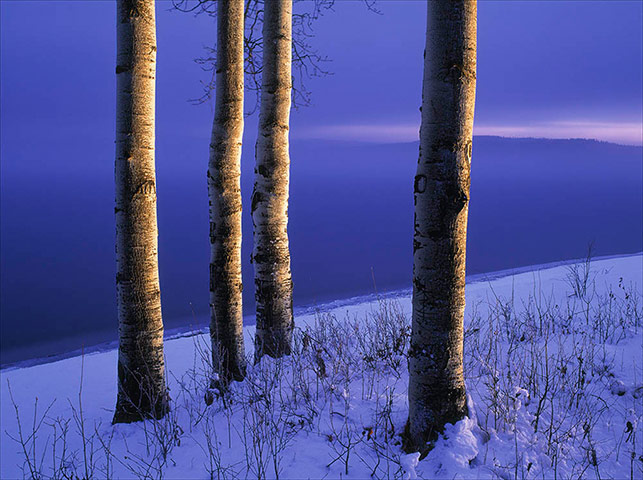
[1,136,641,365]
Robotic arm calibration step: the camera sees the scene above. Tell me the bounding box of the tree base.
[402,398,469,455]
[112,397,169,424]
[401,419,435,457]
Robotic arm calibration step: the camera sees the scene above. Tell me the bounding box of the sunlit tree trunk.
[113,0,168,424]
[406,0,477,452]
[252,0,294,361]
[208,0,246,383]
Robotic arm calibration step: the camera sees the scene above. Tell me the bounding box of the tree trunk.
[406,0,477,452]
[252,0,294,361]
[208,0,246,383]
[113,0,169,424]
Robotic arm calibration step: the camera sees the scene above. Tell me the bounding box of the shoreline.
[2,251,641,372]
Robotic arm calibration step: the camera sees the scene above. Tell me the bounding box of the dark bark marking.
[135,180,156,196]
[414,174,427,194]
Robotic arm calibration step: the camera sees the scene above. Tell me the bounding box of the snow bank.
[1,254,641,479]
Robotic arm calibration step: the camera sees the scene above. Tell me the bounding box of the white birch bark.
[113,0,168,423]
[208,0,246,383]
[406,0,477,452]
[252,0,294,361]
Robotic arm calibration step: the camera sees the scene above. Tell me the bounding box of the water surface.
[1,136,641,365]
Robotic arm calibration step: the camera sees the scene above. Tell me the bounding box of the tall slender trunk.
[252,0,294,361]
[208,0,246,383]
[406,0,477,452]
[113,0,168,424]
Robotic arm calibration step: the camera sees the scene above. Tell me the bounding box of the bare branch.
[174,0,337,111]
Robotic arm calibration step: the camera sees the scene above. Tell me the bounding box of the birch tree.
[252,0,294,361]
[405,0,477,452]
[208,0,246,383]
[113,0,169,423]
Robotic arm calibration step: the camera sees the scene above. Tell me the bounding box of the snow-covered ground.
[1,254,641,479]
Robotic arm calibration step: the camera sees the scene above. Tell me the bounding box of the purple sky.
[1,0,642,155]
[293,0,643,145]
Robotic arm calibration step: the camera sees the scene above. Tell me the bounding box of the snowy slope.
[1,254,641,479]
